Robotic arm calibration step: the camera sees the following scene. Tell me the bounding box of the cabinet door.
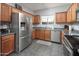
[61,12,67,22]
[56,12,66,23]
[44,30,51,41]
[67,9,69,22]
[33,15,40,24]
[2,39,10,56]
[0,37,1,56]
[37,16,40,24]
[1,4,11,22]
[1,34,14,56]
[67,8,72,23]
[32,16,34,24]
[32,30,36,39]
[35,29,40,39]
[56,13,61,23]
[40,30,45,40]
[9,35,14,53]
[67,3,77,23]
[34,16,38,24]
[71,3,77,22]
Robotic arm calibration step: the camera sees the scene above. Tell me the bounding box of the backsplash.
[71,24,79,31]
[33,24,64,29]
[0,22,10,29]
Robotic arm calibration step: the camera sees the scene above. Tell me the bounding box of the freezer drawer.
[19,36,31,52]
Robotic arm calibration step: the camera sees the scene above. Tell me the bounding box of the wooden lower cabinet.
[9,35,14,53]
[2,40,10,56]
[35,29,40,39]
[1,34,14,56]
[32,29,51,41]
[0,37,1,56]
[39,30,45,40]
[44,30,51,41]
[32,30,36,39]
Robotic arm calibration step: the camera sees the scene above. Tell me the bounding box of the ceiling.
[19,3,70,11]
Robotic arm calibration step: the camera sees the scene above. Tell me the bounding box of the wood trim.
[67,3,73,11]
[67,3,79,11]
[56,11,67,14]
[12,7,33,16]
[11,5,33,16]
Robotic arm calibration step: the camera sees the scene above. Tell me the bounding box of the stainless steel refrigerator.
[11,13,32,52]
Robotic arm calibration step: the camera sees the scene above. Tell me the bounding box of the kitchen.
[0,3,79,56]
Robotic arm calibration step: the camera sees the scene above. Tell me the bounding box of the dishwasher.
[51,30,61,43]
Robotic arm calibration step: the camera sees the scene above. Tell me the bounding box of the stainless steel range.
[11,13,32,52]
[63,35,79,56]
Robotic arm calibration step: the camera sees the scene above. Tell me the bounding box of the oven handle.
[63,40,73,56]
[64,36,73,49]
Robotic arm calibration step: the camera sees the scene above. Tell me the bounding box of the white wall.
[34,4,71,16]
[7,3,71,16]
[33,4,71,28]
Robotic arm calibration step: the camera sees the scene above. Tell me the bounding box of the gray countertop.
[1,32,15,36]
[33,27,64,31]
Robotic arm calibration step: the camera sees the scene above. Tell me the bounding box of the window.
[41,15,55,24]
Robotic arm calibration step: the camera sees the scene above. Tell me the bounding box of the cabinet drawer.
[2,40,10,55]
[2,36,9,41]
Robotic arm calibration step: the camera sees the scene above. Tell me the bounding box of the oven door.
[63,37,73,56]
[63,43,73,56]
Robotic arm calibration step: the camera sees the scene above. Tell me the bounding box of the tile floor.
[10,40,64,56]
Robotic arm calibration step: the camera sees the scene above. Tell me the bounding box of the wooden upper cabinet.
[56,12,67,23]
[67,7,72,23]
[71,3,77,22]
[0,3,12,22]
[67,3,79,23]
[33,15,40,24]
